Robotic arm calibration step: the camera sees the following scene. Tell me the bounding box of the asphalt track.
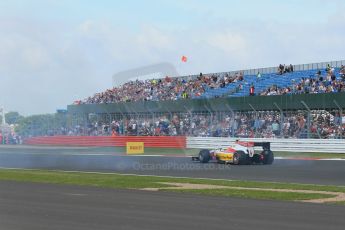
[1,180,345,230]
[0,146,345,185]
[1,146,345,230]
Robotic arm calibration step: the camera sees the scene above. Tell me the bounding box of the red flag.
[181,55,187,62]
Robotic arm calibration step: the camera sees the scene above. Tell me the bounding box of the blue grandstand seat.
[199,68,341,98]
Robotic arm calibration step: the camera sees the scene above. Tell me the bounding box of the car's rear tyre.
[233,151,249,165]
[262,150,274,165]
[199,149,210,163]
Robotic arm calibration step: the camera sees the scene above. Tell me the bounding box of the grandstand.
[79,61,345,104]
[65,60,345,139]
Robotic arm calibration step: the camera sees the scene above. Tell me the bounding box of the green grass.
[166,189,334,201]
[183,179,345,193]
[328,201,345,205]
[0,169,344,203]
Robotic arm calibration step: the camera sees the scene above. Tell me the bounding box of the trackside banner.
[126,142,144,154]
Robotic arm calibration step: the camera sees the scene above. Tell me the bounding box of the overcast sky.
[0,0,344,115]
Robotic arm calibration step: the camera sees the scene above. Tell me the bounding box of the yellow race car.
[192,141,274,165]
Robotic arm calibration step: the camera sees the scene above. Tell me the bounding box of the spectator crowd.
[278,64,294,75]
[0,132,21,145]
[77,72,244,104]
[260,65,345,96]
[59,111,344,139]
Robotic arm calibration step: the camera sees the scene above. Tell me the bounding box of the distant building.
[0,107,5,125]
[112,62,179,87]
[0,107,11,136]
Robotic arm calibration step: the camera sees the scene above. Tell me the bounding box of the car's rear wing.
[253,142,270,151]
[236,141,271,151]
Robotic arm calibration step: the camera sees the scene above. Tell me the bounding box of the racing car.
[192,140,274,165]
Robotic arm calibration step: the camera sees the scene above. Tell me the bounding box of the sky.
[0,0,344,115]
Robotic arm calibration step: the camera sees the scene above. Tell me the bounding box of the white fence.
[187,137,345,153]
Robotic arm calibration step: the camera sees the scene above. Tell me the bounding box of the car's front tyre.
[233,151,249,165]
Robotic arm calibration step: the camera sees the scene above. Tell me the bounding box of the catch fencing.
[187,137,345,153]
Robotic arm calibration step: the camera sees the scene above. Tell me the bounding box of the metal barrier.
[187,137,345,153]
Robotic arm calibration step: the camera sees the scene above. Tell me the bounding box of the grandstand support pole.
[166,108,173,136]
[274,103,284,137]
[131,110,139,136]
[97,113,102,135]
[73,113,78,134]
[183,105,189,114]
[126,105,139,135]
[248,103,256,112]
[137,113,139,136]
[66,113,71,134]
[333,100,343,139]
[204,105,213,135]
[167,109,173,121]
[117,110,126,136]
[71,113,77,134]
[183,105,193,136]
[301,101,311,139]
[147,107,155,129]
[224,104,235,117]
[224,104,235,137]
[84,113,89,136]
[183,105,193,123]
[248,104,258,137]
[107,113,111,135]
[333,100,343,118]
[203,105,213,114]
[149,110,154,135]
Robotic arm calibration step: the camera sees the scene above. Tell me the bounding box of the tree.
[15,113,67,137]
[5,112,24,125]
